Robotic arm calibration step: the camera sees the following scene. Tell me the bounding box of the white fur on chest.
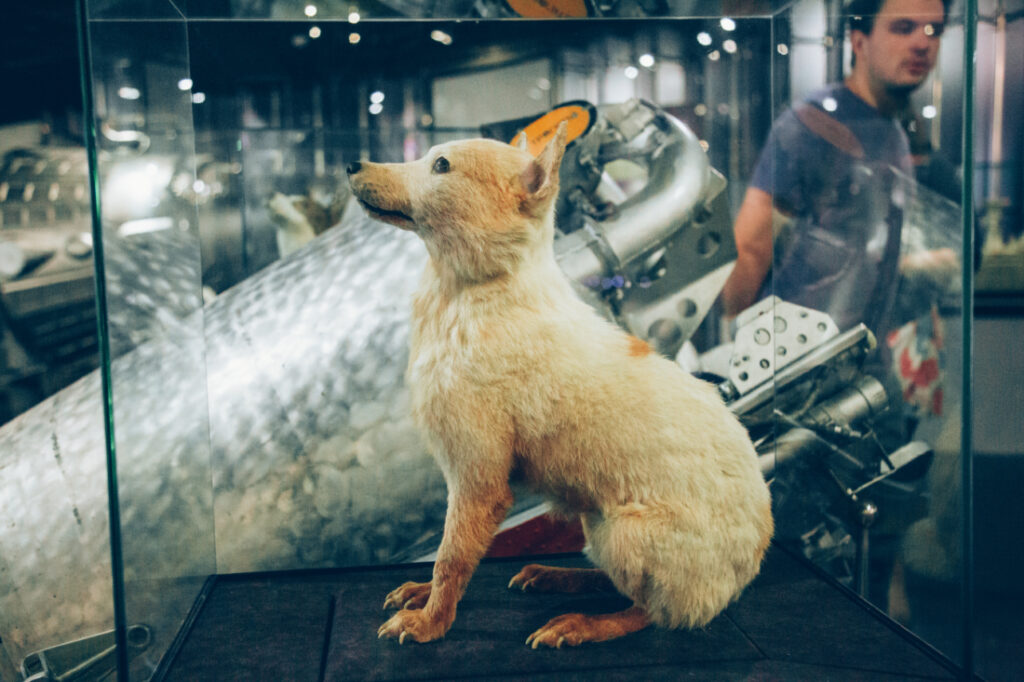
[405,259,581,440]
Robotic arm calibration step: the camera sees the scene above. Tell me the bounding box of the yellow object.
[515,103,591,156]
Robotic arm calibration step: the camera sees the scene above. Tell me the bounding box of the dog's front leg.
[378,480,513,644]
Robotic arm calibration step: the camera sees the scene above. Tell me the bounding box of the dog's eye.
[432,156,450,174]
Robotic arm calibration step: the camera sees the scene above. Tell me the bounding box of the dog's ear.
[513,131,529,152]
[519,121,567,210]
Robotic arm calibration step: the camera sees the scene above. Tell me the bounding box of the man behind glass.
[721,0,951,339]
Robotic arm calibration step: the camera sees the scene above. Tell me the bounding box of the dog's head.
[347,122,567,282]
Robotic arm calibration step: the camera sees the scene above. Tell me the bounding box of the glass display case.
[4,0,1021,680]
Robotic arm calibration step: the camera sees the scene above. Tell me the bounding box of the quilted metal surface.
[0,211,449,664]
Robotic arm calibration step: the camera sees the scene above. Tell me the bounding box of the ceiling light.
[697,31,712,46]
[720,17,736,31]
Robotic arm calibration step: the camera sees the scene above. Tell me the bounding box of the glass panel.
[973,4,1023,681]
[752,0,969,671]
[86,0,184,20]
[0,8,112,682]
[183,15,774,580]
[84,8,219,681]
[69,2,984,679]
[88,0,796,22]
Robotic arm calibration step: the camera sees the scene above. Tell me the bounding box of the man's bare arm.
[722,187,776,317]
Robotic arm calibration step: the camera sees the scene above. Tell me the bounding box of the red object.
[487,514,585,558]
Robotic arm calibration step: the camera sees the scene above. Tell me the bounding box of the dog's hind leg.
[525,606,650,649]
[508,564,616,594]
[383,581,432,610]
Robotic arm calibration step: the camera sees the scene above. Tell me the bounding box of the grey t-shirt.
[750,83,914,337]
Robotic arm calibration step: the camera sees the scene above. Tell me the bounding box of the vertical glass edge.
[960,1,977,679]
[179,14,221,579]
[74,0,131,678]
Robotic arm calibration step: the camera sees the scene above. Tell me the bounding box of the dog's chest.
[407,292,490,398]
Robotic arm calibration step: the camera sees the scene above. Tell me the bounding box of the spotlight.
[639,53,655,68]
[720,17,736,31]
[697,31,712,46]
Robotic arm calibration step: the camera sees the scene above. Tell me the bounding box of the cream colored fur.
[267,192,318,256]
[348,124,773,645]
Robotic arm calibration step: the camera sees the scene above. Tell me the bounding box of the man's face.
[853,0,945,94]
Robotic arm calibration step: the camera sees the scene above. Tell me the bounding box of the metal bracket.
[21,625,151,682]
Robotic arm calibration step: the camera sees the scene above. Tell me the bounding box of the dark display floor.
[162,547,961,681]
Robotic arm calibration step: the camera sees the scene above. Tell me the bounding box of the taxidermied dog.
[266,189,347,256]
[347,122,773,648]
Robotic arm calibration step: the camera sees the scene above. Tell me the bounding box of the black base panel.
[163,548,959,682]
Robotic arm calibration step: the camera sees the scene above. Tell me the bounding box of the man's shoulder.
[800,83,848,105]
[769,84,850,136]
[796,83,885,123]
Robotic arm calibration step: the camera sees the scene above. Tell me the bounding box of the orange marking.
[505,0,589,18]
[627,336,652,357]
[513,104,591,157]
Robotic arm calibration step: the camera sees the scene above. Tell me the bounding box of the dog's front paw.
[377,609,447,644]
[383,581,432,610]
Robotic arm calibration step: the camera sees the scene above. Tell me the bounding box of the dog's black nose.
[346,161,362,175]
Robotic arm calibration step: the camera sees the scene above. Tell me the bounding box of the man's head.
[846,0,950,100]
